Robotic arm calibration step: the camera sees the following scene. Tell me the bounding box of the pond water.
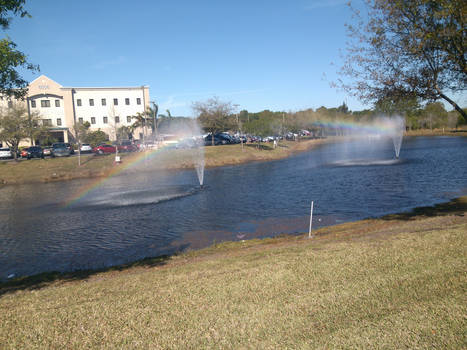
[1,136,466,279]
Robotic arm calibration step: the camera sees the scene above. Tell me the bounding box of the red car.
[20,148,28,158]
[117,141,137,153]
[93,144,116,154]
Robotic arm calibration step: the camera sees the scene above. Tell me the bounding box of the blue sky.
[1,0,420,116]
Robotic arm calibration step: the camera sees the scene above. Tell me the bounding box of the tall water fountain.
[164,118,205,187]
[389,116,405,158]
[194,137,205,186]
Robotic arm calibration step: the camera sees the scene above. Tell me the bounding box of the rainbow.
[311,117,403,135]
[63,117,403,207]
[63,144,177,208]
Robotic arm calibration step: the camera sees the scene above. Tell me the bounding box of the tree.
[422,101,448,129]
[374,93,421,116]
[117,125,133,141]
[192,97,236,145]
[337,102,350,114]
[1,0,39,99]
[243,118,273,149]
[338,0,466,119]
[131,107,156,141]
[0,103,43,160]
[84,129,108,147]
[74,120,90,143]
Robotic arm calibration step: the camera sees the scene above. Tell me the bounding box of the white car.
[0,147,13,159]
[80,144,93,153]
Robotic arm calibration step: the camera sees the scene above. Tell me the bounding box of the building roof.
[29,75,149,90]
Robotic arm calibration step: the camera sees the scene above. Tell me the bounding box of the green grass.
[405,127,467,136]
[1,199,465,349]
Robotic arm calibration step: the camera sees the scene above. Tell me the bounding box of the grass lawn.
[405,128,467,136]
[1,198,465,349]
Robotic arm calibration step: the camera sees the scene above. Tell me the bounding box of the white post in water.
[308,201,314,239]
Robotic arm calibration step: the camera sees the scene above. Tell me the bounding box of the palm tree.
[131,107,156,142]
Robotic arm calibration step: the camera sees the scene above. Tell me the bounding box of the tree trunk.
[436,88,467,120]
[11,142,18,161]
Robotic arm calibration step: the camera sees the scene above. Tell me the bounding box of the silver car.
[52,146,71,157]
[0,147,13,159]
[80,144,93,153]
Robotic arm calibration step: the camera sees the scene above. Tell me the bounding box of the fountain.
[329,115,406,167]
[390,116,405,158]
[194,137,205,187]
[163,118,205,187]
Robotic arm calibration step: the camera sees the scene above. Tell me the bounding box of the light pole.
[151,101,158,143]
[71,88,81,166]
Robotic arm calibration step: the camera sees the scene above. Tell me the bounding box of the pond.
[1,136,466,280]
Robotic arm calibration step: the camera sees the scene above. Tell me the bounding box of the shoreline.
[0,138,332,186]
[1,132,466,187]
[2,195,465,287]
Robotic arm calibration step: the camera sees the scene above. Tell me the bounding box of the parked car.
[52,146,71,157]
[117,140,137,152]
[204,135,223,146]
[43,147,52,157]
[250,136,262,143]
[26,146,44,159]
[238,136,248,143]
[19,148,28,158]
[52,142,75,154]
[93,143,116,154]
[217,133,234,144]
[80,144,93,153]
[0,147,13,159]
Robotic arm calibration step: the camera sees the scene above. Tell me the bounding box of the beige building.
[1,75,150,145]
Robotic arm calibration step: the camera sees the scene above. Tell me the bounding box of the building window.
[103,116,108,124]
[91,117,96,124]
[115,116,120,123]
[136,98,141,105]
[101,98,106,106]
[55,100,60,107]
[89,99,94,106]
[41,100,51,107]
[127,116,131,123]
[31,100,36,108]
[42,119,52,126]
[113,98,118,105]
[56,118,62,126]
[77,99,82,106]
[78,117,83,124]
[125,98,130,105]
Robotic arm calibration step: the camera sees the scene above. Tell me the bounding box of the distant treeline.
[237,102,466,134]
[158,101,466,136]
